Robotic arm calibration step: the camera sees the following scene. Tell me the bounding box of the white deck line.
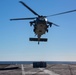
[39,68,60,75]
[21,64,25,75]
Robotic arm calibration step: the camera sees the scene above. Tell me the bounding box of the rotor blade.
[10,17,36,21]
[48,21,59,27]
[52,23,59,27]
[19,1,40,16]
[47,9,76,17]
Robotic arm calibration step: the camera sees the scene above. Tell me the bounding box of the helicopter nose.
[39,30,42,32]
[38,29,45,34]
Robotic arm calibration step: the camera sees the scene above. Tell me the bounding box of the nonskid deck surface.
[0,64,76,75]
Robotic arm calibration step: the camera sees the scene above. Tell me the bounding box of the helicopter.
[10,1,76,44]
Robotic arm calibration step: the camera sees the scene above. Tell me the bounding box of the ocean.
[0,61,76,64]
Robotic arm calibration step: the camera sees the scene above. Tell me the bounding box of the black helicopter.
[10,1,76,44]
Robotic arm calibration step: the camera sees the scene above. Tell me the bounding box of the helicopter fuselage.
[30,17,48,44]
[34,18,48,35]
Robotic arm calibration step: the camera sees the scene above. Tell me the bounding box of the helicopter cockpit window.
[39,17,45,21]
[45,18,47,21]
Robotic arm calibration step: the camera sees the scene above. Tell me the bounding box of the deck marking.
[39,68,60,75]
[21,64,25,75]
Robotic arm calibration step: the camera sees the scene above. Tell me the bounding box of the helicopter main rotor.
[46,9,76,17]
[10,1,76,21]
[19,1,40,17]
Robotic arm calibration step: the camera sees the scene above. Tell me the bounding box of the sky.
[0,0,76,61]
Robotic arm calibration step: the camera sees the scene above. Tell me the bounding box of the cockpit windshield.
[39,17,45,20]
[36,17,47,24]
[45,18,47,21]
[39,17,47,21]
